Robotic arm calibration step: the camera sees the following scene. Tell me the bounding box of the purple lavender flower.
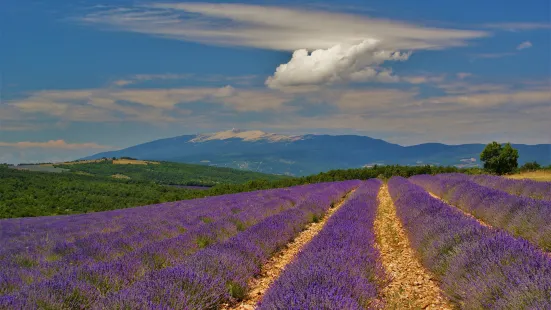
[259,179,385,309]
[389,176,551,309]
[468,174,551,201]
[410,174,551,251]
[1,181,360,308]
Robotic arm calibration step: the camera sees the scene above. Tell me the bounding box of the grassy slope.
[55,160,288,186]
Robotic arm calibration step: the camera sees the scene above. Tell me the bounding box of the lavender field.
[1,175,550,309]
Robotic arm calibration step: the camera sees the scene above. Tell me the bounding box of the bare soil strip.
[222,189,357,310]
[375,184,453,310]
[427,192,492,228]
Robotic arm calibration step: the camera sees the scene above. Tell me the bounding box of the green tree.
[520,161,541,171]
[480,142,519,175]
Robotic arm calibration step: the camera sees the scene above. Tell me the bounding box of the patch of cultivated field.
[54,159,107,165]
[1,174,550,309]
[507,170,551,182]
[111,173,131,179]
[113,159,159,165]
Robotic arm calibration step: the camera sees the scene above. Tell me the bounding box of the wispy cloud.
[471,39,534,60]
[111,73,259,87]
[484,22,551,32]
[7,84,293,124]
[242,85,551,144]
[456,72,472,80]
[79,3,488,89]
[0,123,42,131]
[425,89,551,107]
[7,78,550,144]
[111,73,192,86]
[437,82,510,94]
[0,140,110,149]
[81,3,488,51]
[401,74,446,84]
[471,52,516,59]
[517,41,533,50]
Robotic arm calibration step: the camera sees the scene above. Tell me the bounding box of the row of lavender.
[388,177,551,309]
[259,179,385,309]
[2,181,359,308]
[0,188,297,296]
[468,173,551,201]
[0,181,360,308]
[94,180,359,309]
[410,174,551,252]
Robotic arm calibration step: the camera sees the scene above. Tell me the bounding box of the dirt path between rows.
[375,184,453,310]
[427,192,492,228]
[221,189,357,310]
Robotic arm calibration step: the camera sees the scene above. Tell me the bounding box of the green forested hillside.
[0,163,477,219]
[0,167,198,218]
[55,160,287,185]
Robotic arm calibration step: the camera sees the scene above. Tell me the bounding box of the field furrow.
[258,179,385,309]
[374,184,452,310]
[223,188,357,310]
[410,174,551,251]
[427,192,493,229]
[389,176,551,309]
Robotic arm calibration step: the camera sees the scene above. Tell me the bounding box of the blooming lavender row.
[0,190,292,296]
[388,177,551,309]
[410,174,551,251]
[0,181,359,302]
[96,181,355,309]
[1,181,360,308]
[468,173,550,201]
[259,179,385,309]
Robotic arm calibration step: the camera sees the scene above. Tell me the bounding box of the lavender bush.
[468,174,551,201]
[259,179,385,309]
[95,180,360,309]
[389,176,551,309]
[0,181,360,308]
[410,174,551,251]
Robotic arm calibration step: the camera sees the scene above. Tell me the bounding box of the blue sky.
[1,0,550,163]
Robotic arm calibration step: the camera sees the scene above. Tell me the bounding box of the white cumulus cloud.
[266,39,410,89]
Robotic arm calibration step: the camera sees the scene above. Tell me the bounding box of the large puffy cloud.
[81,3,488,89]
[265,40,410,89]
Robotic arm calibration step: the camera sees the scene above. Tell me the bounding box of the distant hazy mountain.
[84,129,551,176]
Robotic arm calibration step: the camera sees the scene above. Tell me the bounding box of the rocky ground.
[374,185,454,310]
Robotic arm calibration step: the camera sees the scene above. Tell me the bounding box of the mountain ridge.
[84,129,551,176]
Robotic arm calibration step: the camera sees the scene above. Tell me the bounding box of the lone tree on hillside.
[480,142,519,175]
